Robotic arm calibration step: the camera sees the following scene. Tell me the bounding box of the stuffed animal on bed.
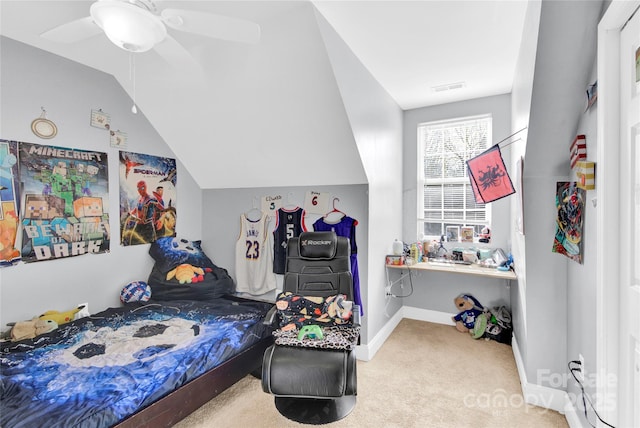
[38,305,85,325]
[147,236,235,300]
[452,294,485,333]
[9,318,58,342]
[166,264,213,284]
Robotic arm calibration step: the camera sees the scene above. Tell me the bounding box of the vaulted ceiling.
[0,1,529,188]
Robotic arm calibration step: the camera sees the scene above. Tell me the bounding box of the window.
[417,114,492,240]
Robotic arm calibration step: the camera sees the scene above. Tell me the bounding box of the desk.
[386,260,516,280]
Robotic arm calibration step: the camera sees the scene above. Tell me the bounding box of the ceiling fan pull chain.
[130,52,138,114]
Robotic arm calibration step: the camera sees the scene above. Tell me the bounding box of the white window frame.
[417,114,493,241]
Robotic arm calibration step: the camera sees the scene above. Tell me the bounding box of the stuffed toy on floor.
[452,293,484,333]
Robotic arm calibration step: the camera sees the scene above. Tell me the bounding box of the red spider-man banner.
[467,145,515,204]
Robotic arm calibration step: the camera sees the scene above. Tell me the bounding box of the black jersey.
[272,207,307,274]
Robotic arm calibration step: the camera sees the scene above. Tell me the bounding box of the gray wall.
[0,37,202,328]
[201,185,369,338]
[401,94,513,313]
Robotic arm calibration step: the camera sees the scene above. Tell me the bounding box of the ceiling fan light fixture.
[90,0,166,53]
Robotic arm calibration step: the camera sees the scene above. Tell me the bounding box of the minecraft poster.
[119,151,177,246]
[18,142,110,263]
[0,139,21,266]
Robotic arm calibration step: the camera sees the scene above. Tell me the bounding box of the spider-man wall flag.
[467,145,515,203]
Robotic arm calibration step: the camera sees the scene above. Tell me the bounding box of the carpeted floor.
[175,318,569,427]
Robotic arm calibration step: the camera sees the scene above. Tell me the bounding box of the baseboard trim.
[563,398,583,428]
[512,334,579,425]
[355,308,404,361]
[402,306,456,326]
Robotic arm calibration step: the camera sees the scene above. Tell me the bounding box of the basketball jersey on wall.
[235,213,276,295]
[272,207,307,274]
[313,215,363,315]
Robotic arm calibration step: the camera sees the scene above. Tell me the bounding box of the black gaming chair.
[262,231,360,424]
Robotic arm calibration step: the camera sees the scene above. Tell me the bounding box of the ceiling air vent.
[432,82,466,92]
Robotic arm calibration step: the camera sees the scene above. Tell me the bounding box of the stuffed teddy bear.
[452,293,485,333]
[9,318,58,342]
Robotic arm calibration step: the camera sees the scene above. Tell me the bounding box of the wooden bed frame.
[115,334,273,428]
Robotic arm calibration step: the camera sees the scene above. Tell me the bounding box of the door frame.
[597,1,640,426]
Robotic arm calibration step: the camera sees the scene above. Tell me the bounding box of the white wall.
[315,8,404,344]
[402,94,513,314]
[135,1,368,190]
[0,37,202,328]
[509,0,542,373]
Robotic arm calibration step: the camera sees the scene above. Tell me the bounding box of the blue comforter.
[0,298,272,428]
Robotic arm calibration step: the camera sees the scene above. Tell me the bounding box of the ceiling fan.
[40,0,260,65]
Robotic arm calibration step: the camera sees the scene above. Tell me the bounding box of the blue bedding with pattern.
[0,298,272,428]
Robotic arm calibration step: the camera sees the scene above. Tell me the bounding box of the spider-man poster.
[552,182,584,264]
[119,151,177,246]
[467,145,515,203]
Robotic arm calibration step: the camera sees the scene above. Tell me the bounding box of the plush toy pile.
[5,304,88,342]
[452,293,512,344]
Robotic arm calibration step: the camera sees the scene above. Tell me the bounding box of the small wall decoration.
[30,107,57,139]
[570,135,586,169]
[304,191,330,214]
[110,129,128,148]
[585,81,597,110]
[635,45,639,86]
[575,161,595,190]
[119,151,177,246]
[0,139,21,266]
[18,142,110,263]
[552,181,584,264]
[261,194,282,217]
[90,109,111,130]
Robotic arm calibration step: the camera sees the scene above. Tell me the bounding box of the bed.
[0,237,275,428]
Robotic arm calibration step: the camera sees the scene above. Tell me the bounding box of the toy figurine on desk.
[479,227,491,243]
[435,235,447,257]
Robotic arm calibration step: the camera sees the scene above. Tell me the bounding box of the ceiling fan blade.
[161,9,260,44]
[40,16,102,43]
[153,34,204,80]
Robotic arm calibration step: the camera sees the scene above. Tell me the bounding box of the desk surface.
[386,260,517,280]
